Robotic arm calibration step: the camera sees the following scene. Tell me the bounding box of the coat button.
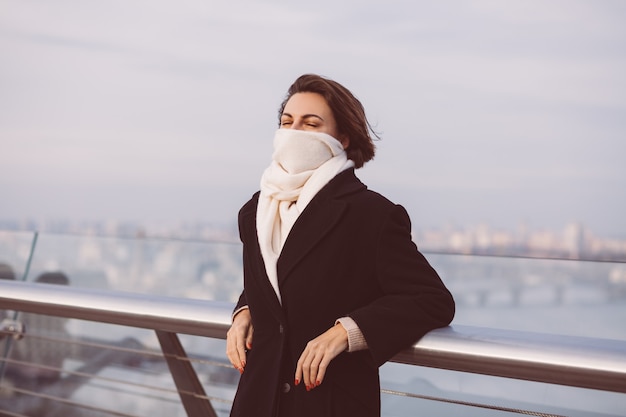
[279,324,284,334]
[282,383,291,393]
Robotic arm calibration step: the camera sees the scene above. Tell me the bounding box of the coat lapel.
[276,198,347,284]
[276,169,365,286]
[240,198,285,323]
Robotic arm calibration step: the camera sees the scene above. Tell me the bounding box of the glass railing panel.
[0,230,37,283]
[426,253,626,340]
[15,232,243,302]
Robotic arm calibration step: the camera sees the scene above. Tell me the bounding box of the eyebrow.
[281,112,325,121]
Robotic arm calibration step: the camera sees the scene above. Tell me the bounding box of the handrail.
[2,280,626,395]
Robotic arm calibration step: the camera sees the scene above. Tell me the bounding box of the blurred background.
[1,0,625,244]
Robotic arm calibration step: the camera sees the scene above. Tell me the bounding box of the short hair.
[278,74,378,168]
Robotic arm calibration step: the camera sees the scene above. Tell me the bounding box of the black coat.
[230,169,455,417]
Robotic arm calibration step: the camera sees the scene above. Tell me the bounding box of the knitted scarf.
[257,129,354,303]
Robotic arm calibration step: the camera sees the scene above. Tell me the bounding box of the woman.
[226,74,455,417]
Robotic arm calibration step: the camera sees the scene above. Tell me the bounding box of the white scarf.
[257,129,354,303]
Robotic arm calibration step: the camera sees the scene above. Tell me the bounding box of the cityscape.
[414,221,626,261]
[1,217,625,262]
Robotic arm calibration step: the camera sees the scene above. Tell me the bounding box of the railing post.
[155,330,218,417]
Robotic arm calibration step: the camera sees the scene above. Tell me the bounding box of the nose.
[290,120,304,130]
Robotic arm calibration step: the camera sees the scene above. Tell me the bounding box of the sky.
[1,0,625,237]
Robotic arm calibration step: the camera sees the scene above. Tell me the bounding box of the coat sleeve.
[233,191,260,317]
[348,204,455,366]
[233,195,254,316]
[233,291,248,318]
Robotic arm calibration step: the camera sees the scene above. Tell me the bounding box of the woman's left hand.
[295,323,348,391]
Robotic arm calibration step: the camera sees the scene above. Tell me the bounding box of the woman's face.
[280,92,348,149]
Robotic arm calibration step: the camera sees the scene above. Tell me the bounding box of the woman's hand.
[295,323,348,391]
[226,308,253,374]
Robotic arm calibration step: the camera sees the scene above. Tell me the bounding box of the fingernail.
[306,385,311,391]
[294,378,300,386]
[316,380,321,387]
[241,361,246,368]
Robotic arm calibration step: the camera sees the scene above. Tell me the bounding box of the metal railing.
[2,279,626,417]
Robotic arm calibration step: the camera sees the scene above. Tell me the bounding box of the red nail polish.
[316,380,321,386]
[294,378,300,386]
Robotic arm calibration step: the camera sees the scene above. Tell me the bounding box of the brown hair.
[278,74,378,168]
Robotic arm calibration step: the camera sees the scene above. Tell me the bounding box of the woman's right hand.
[226,308,254,373]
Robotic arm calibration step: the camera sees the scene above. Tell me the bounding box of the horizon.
[2,214,625,242]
